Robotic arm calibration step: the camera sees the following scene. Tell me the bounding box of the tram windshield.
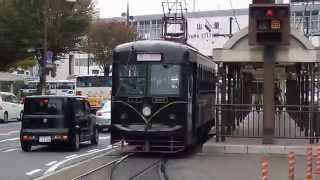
[118,64,147,96]
[117,64,180,96]
[149,65,180,95]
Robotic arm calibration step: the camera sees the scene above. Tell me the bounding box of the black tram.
[110,40,216,153]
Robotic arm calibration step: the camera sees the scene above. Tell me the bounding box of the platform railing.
[215,104,320,142]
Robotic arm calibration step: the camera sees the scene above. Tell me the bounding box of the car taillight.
[76,91,82,96]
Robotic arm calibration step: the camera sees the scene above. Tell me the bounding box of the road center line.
[26,169,42,176]
[45,161,58,166]
[45,145,115,174]
[0,137,19,143]
[3,148,18,152]
[65,154,78,159]
[8,130,19,134]
[99,136,110,140]
[87,148,99,153]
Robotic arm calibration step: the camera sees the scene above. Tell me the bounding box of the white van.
[0,92,24,122]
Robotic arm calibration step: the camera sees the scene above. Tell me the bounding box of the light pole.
[39,0,77,95]
[39,0,48,95]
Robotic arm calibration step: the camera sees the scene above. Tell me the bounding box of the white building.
[47,53,103,81]
[115,3,320,55]
[30,3,320,80]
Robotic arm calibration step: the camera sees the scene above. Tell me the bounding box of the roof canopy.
[213,27,320,63]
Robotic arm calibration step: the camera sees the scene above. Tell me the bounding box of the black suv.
[20,96,99,152]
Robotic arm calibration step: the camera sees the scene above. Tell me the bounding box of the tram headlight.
[120,113,128,120]
[142,106,151,117]
[168,114,176,120]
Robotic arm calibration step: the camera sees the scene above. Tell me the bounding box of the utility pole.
[126,0,129,24]
[253,0,275,3]
[39,0,48,95]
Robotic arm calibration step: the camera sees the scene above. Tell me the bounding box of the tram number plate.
[39,136,51,143]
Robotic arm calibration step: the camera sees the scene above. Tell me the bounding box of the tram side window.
[197,65,214,94]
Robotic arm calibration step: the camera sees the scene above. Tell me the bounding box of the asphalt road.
[166,152,309,180]
[0,121,116,180]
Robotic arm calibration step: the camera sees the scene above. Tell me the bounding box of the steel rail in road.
[71,153,133,180]
[110,157,166,180]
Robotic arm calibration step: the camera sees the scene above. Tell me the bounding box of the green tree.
[0,0,41,70]
[0,0,95,70]
[86,20,137,76]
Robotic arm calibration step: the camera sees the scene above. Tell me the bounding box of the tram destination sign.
[137,53,162,61]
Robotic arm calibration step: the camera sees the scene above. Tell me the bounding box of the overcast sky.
[96,0,255,18]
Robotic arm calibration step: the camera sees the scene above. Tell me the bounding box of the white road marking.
[25,169,42,176]
[3,148,18,152]
[65,154,78,159]
[99,136,110,140]
[45,161,58,166]
[0,131,19,136]
[8,130,19,134]
[87,148,99,153]
[45,145,115,174]
[0,137,19,143]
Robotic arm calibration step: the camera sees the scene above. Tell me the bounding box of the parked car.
[20,96,99,152]
[96,100,111,132]
[0,92,24,123]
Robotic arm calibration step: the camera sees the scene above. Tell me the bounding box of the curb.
[202,143,317,155]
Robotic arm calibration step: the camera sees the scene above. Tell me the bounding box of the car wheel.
[91,128,99,145]
[70,133,80,151]
[21,142,31,152]
[3,112,8,123]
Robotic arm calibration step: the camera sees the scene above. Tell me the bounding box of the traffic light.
[249,4,290,45]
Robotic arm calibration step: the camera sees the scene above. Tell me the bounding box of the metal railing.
[215,104,320,141]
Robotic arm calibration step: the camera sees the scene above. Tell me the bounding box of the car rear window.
[24,98,64,115]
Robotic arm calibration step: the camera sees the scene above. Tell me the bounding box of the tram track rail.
[71,153,133,180]
[109,155,168,180]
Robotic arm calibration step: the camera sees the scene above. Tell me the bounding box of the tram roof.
[113,40,204,64]
[114,40,193,53]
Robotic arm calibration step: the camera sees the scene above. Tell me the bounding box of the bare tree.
[86,20,137,75]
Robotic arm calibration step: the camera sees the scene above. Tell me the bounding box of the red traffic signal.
[249,4,290,46]
[266,8,274,17]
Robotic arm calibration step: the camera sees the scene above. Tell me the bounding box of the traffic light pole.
[263,45,275,144]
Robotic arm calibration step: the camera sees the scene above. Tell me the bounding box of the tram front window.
[149,65,181,95]
[117,64,147,96]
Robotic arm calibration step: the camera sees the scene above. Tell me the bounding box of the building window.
[197,23,202,30]
[75,58,93,67]
[214,22,219,29]
[92,70,99,74]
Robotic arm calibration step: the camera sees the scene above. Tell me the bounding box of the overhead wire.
[228,0,241,31]
[295,0,309,35]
